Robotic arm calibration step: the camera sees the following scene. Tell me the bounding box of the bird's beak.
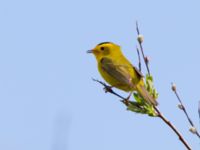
[87,49,93,53]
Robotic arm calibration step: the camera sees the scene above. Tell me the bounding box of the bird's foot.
[103,85,113,93]
[122,99,130,106]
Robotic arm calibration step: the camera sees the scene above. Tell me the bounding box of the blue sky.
[0,0,200,149]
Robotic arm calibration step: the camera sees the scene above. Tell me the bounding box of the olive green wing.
[100,57,133,86]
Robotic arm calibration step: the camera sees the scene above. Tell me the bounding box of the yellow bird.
[87,42,157,106]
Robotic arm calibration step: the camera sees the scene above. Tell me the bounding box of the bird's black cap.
[97,42,112,46]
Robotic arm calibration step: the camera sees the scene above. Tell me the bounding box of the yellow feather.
[88,42,157,106]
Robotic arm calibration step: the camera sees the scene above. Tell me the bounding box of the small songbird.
[87,42,157,106]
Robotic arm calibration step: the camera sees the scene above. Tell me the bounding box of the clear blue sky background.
[0,0,200,150]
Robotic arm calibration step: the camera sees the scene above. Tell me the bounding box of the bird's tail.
[136,85,158,106]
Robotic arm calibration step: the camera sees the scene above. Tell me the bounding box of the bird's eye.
[100,47,105,51]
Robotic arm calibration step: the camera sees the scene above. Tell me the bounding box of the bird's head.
[87,42,122,61]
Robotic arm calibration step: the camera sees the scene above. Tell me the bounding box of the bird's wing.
[100,57,133,86]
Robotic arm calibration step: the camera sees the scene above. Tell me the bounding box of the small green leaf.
[133,93,144,104]
[127,101,148,114]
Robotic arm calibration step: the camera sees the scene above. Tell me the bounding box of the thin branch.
[93,79,192,150]
[174,88,194,126]
[136,21,151,76]
[154,107,192,150]
[92,78,126,104]
[136,46,142,72]
[135,22,192,148]
[198,101,200,126]
[172,83,200,138]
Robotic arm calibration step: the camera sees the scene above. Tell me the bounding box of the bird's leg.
[122,91,133,106]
